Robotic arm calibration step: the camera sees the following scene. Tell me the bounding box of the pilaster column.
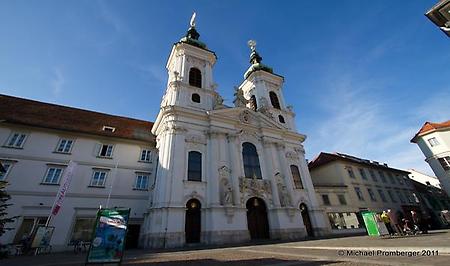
[207,131,221,206]
[274,142,296,204]
[262,140,281,207]
[227,133,242,206]
[297,147,320,207]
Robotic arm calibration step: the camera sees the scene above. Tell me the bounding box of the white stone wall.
[415,130,450,196]
[0,124,156,251]
[144,40,330,248]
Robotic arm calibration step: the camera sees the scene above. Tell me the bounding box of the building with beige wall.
[309,152,420,235]
[0,95,157,251]
[411,120,450,196]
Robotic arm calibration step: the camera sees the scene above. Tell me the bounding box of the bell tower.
[238,40,296,130]
[161,12,218,111]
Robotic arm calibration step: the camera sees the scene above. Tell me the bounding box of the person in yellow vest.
[381,211,395,236]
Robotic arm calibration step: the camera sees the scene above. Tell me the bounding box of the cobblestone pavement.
[2,229,449,266]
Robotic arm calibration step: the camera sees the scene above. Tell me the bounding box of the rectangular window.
[0,162,13,181]
[134,174,149,190]
[428,137,440,147]
[347,167,356,179]
[5,132,27,148]
[395,175,403,185]
[378,171,387,183]
[42,167,64,185]
[290,165,303,189]
[322,194,331,205]
[328,212,361,230]
[359,168,367,180]
[367,188,377,201]
[354,187,364,201]
[368,169,378,182]
[98,144,114,158]
[13,217,47,243]
[406,191,414,203]
[438,157,450,171]
[90,170,107,187]
[378,189,387,202]
[387,172,396,184]
[397,190,405,203]
[387,190,397,202]
[140,149,152,162]
[337,194,347,205]
[70,218,96,242]
[187,151,202,181]
[56,139,74,153]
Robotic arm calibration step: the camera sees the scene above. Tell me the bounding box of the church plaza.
[2,229,449,266]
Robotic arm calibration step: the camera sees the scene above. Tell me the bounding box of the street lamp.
[425,0,450,37]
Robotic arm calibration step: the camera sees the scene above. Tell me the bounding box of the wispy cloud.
[50,67,65,97]
[95,0,135,49]
[415,91,450,123]
[304,69,440,176]
[134,63,167,85]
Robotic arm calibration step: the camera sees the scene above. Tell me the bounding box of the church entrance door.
[300,203,314,237]
[185,199,201,243]
[246,197,270,240]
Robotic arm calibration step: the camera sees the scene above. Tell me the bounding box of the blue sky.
[1,0,449,174]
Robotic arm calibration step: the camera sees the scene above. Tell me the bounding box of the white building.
[408,169,441,189]
[411,120,450,196]
[0,16,330,250]
[0,94,157,250]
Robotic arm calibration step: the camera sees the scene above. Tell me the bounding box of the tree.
[0,180,18,237]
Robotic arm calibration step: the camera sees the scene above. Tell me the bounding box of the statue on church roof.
[233,86,248,108]
[248,40,257,52]
[190,12,196,28]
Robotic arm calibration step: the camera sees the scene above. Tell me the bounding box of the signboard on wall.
[31,226,55,248]
[361,211,379,236]
[86,208,130,264]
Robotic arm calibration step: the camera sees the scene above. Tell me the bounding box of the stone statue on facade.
[213,94,224,109]
[219,166,233,205]
[275,172,291,207]
[233,86,248,107]
[222,179,233,205]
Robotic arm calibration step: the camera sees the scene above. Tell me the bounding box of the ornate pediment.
[209,108,283,130]
[238,176,273,206]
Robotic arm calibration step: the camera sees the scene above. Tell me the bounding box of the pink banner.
[51,161,77,216]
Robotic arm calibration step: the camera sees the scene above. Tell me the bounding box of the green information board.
[86,208,130,264]
[361,211,380,236]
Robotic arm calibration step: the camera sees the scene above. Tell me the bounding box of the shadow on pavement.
[124,257,339,266]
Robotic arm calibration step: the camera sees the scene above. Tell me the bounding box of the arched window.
[188,151,202,181]
[249,95,257,111]
[189,68,202,88]
[278,115,285,123]
[242,142,262,179]
[290,165,303,189]
[191,93,200,103]
[269,91,281,109]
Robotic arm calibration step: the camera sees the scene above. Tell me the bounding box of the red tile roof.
[308,152,409,174]
[411,120,450,143]
[0,94,155,142]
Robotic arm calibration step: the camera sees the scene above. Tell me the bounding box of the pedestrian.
[387,209,402,236]
[381,211,395,236]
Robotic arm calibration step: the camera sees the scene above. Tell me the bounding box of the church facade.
[0,15,330,251]
[141,16,330,248]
